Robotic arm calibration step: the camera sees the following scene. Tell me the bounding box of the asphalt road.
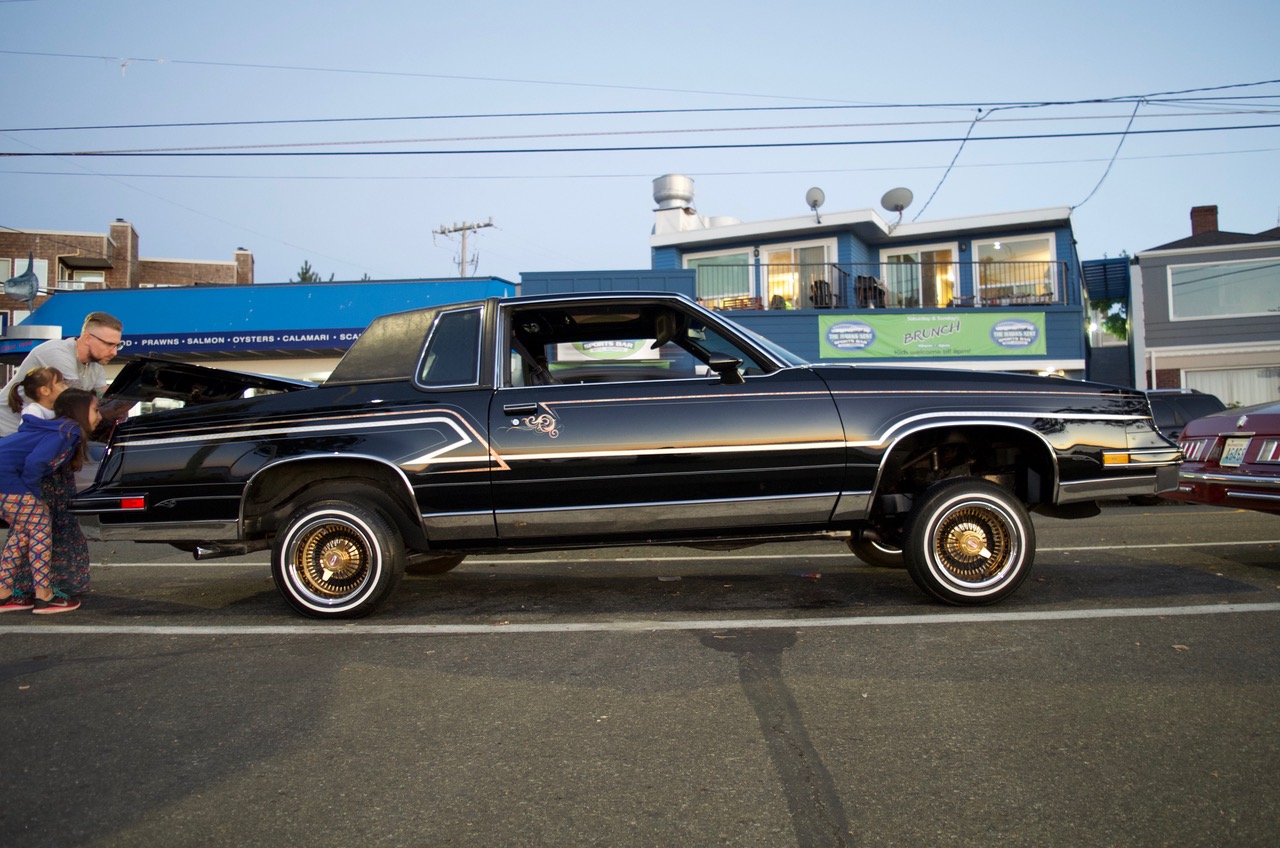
[2,502,1278,847]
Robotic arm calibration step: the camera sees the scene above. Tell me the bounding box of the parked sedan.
[1129,389,1226,504]
[1144,389,1227,441]
[1164,400,1280,515]
[72,292,1181,617]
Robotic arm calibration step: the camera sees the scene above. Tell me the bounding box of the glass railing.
[695,262,1066,310]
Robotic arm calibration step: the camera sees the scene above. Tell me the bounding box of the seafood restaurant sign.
[121,329,366,354]
[818,312,1046,359]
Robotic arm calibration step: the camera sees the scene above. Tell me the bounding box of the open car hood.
[104,358,315,410]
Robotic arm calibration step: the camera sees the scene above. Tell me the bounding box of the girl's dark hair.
[7,366,64,413]
[53,388,97,472]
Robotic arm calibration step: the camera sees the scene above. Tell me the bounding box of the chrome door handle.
[503,403,538,415]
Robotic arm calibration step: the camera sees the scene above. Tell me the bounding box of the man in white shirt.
[0,311,123,437]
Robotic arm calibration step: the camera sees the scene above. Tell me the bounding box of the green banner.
[819,312,1047,359]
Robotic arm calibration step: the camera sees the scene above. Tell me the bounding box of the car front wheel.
[903,478,1035,605]
[272,497,406,618]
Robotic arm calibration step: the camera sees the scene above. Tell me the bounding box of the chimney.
[234,248,254,285]
[1190,205,1218,235]
[108,219,138,288]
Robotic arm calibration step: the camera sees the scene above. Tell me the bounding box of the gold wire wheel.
[292,520,372,599]
[931,506,1013,585]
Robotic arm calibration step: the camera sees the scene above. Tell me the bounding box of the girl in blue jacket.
[0,388,100,614]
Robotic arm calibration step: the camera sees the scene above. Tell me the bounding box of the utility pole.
[433,218,494,278]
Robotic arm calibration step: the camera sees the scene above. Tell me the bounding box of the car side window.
[418,307,482,387]
[505,304,767,387]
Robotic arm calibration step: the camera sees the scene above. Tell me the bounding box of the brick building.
[1,218,252,329]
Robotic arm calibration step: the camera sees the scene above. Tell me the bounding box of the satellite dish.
[805,187,825,223]
[880,187,914,232]
[880,187,913,214]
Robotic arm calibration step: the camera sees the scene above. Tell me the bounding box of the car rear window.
[418,307,482,387]
[1176,395,1227,422]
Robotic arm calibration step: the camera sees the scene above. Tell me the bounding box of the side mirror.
[707,355,744,385]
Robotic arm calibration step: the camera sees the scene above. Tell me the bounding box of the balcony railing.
[695,261,1067,310]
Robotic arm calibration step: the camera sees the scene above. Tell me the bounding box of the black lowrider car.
[72,292,1181,618]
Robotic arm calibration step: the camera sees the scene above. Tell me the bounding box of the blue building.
[1,277,515,382]
[647,175,1089,377]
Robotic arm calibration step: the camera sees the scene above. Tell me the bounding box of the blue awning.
[1081,258,1130,302]
[1,277,515,361]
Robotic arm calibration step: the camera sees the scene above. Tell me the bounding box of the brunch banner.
[818,312,1047,359]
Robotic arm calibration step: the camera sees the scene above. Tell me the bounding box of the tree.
[1093,298,1128,341]
[292,260,333,283]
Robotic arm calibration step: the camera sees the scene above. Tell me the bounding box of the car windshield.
[734,324,809,367]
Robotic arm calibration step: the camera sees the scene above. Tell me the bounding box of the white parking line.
[2,603,1278,636]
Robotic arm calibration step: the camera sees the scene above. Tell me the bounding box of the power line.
[3,93,1278,135]
[5,122,1276,158]
[5,108,1272,157]
[0,131,380,276]
[913,109,988,221]
[1073,99,1144,211]
[2,49,1277,112]
[2,146,1276,182]
[0,49,900,106]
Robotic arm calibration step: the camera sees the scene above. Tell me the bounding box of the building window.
[1169,258,1280,320]
[972,235,1056,304]
[686,251,752,306]
[687,241,834,309]
[54,269,104,291]
[763,244,827,309]
[2,256,48,294]
[881,243,957,308]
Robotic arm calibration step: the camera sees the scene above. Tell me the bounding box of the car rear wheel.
[272,496,405,618]
[903,478,1035,605]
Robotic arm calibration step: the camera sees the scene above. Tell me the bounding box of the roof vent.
[653,174,695,210]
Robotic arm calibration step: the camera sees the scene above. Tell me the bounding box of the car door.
[486,299,846,540]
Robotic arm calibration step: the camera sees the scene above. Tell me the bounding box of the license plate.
[1220,437,1251,467]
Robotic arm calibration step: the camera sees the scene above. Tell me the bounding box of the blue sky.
[3,0,1278,285]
